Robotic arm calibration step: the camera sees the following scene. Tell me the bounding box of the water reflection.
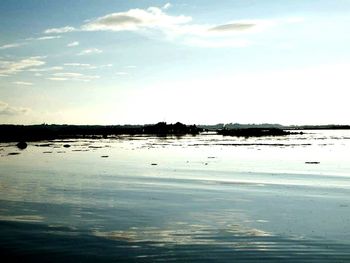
[1,219,350,262]
[92,222,273,247]
[1,130,350,261]
[0,215,44,223]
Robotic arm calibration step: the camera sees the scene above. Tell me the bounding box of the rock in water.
[16,141,27,150]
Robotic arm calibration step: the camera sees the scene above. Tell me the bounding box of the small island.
[217,128,292,137]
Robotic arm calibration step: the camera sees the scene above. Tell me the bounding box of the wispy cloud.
[13,81,33,86]
[206,19,279,37]
[0,56,46,75]
[116,71,128,75]
[49,72,100,82]
[163,3,172,10]
[0,101,29,116]
[28,66,63,72]
[64,63,112,69]
[53,72,84,78]
[64,63,92,67]
[44,26,76,34]
[209,23,255,32]
[37,35,62,40]
[47,77,67,81]
[100,63,113,68]
[0,43,24,50]
[77,48,103,55]
[67,41,79,47]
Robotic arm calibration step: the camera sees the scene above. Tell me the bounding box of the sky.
[1,0,350,125]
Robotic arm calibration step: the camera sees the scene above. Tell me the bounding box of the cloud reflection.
[92,221,273,250]
[0,215,44,223]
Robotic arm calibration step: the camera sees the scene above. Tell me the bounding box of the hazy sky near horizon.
[1,0,350,125]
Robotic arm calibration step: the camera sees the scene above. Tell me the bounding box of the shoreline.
[1,122,350,142]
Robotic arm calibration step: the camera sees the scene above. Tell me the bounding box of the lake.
[1,130,350,262]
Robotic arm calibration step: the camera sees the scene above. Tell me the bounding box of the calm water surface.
[0,130,350,262]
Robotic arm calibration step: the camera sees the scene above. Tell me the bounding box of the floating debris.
[305,161,320,164]
[35,143,53,147]
[89,146,104,149]
[16,141,27,150]
[8,152,20,156]
[101,155,109,158]
[151,163,158,166]
[63,144,71,148]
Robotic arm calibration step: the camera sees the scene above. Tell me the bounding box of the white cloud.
[44,26,76,34]
[41,6,304,49]
[50,72,100,82]
[47,77,67,81]
[53,72,84,78]
[77,7,262,47]
[163,3,172,10]
[67,41,79,47]
[81,7,191,32]
[77,48,103,55]
[79,7,273,39]
[0,56,46,75]
[205,17,302,36]
[100,63,113,68]
[0,43,24,50]
[64,63,112,69]
[13,81,33,86]
[116,72,128,75]
[64,63,91,67]
[28,66,63,72]
[209,23,256,32]
[37,35,62,40]
[0,101,29,116]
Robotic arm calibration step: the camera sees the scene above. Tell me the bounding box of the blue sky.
[1,0,350,125]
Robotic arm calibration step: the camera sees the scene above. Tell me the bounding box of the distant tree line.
[0,122,202,142]
[1,122,349,142]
